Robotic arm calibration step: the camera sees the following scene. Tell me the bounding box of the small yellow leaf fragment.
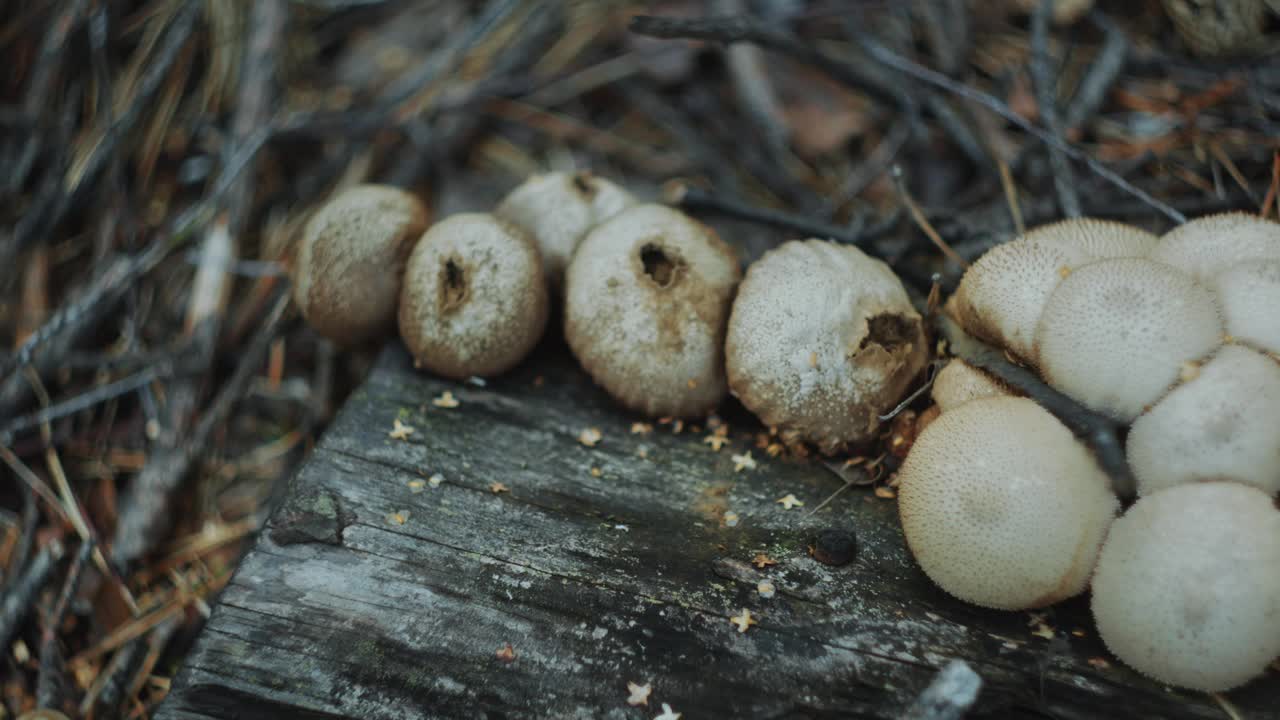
[626,681,652,707]
[722,511,740,527]
[590,467,602,477]
[432,391,460,408]
[776,493,804,510]
[578,427,603,447]
[489,482,509,494]
[756,580,776,598]
[654,703,682,720]
[407,479,426,493]
[729,608,758,633]
[428,473,444,488]
[704,434,728,451]
[631,422,653,435]
[1088,657,1110,669]
[732,451,756,472]
[1031,623,1056,640]
[495,643,516,662]
[388,418,415,440]
[752,553,777,569]
[386,509,410,525]
[874,486,897,499]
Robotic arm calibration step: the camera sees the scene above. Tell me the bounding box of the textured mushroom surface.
[726,239,928,453]
[1091,482,1280,691]
[564,203,740,417]
[1127,345,1280,496]
[950,219,1155,364]
[495,171,635,289]
[293,184,428,344]
[897,396,1118,610]
[1034,257,1222,422]
[930,359,1012,413]
[1150,211,1280,281]
[398,213,548,379]
[1212,259,1280,355]
[1161,0,1267,56]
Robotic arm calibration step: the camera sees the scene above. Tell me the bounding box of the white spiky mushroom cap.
[725,239,928,454]
[897,396,1118,610]
[1127,345,1280,496]
[564,203,740,418]
[1149,212,1280,282]
[950,219,1156,364]
[397,213,548,379]
[293,184,428,345]
[930,359,1012,413]
[1034,257,1223,422]
[1091,482,1280,692]
[494,171,635,289]
[1211,259,1280,356]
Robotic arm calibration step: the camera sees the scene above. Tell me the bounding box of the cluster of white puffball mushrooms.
[291,175,1279,694]
[902,213,1280,693]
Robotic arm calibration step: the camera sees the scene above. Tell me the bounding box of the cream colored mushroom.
[1211,259,1280,355]
[292,184,428,344]
[1034,257,1223,422]
[897,396,1118,610]
[1091,481,1280,691]
[950,219,1156,364]
[495,171,635,289]
[1149,211,1280,282]
[564,203,740,417]
[1127,345,1280,496]
[398,213,548,379]
[931,359,1013,413]
[725,239,928,454]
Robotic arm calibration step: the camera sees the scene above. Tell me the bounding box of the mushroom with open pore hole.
[897,396,1118,610]
[1091,481,1280,691]
[564,204,740,417]
[495,171,636,289]
[725,239,928,454]
[398,213,548,380]
[292,184,428,345]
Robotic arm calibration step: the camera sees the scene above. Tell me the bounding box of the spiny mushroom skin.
[494,171,635,289]
[1091,482,1280,691]
[398,213,548,380]
[931,359,1013,413]
[1161,0,1267,57]
[1212,259,1280,355]
[1127,345,1280,496]
[1034,257,1223,422]
[898,396,1118,610]
[950,219,1156,364]
[1149,212,1280,282]
[564,204,740,418]
[293,184,428,345]
[725,239,928,454]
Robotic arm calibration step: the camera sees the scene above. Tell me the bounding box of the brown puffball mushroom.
[1091,482,1280,692]
[1034,257,1223,422]
[564,203,740,417]
[494,171,635,289]
[897,396,1119,610]
[398,213,548,380]
[725,239,928,454]
[949,219,1156,364]
[292,184,428,344]
[931,359,1013,413]
[1149,211,1280,282]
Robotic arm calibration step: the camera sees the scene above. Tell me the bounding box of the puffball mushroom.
[564,203,740,417]
[1149,211,1280,282]
[897,396,1118,610]
[1127,345,1280,496]
[725,239,928,454]
[1034,257,1223,422]
[494,171,635,289]
[950,219,1156,364]
[1091,482,1280,691]
[398,213,548,380]
[930,359,1012,413]
[1211,259,1280,355]
[292,184,428,344]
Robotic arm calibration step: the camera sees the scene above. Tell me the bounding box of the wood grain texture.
[158,343,1280,719]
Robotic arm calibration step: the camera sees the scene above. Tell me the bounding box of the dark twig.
[3,480,38,590]
[904,659,983,720]
[0,539,66,656]
[0,362,176,445]
[36,540,94,709]
[939,315,1134,497]
[1063,11,1129,132]
[1030,0,1081,217]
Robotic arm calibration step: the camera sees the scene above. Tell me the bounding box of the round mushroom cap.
[1034,257,1223,422]
[564,203,740,417]
[931,359,1012,413]
[1091,482,1280,691]
[898,396,1119,610]
[293,184,428,344]
[1150,212,1280,282]
[726,239,928,453]
[950,219,1155,364]
[397,213,548,379]
[1211,259,1280,355]
[495,171,636,289]
[1127,345,1280,496]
